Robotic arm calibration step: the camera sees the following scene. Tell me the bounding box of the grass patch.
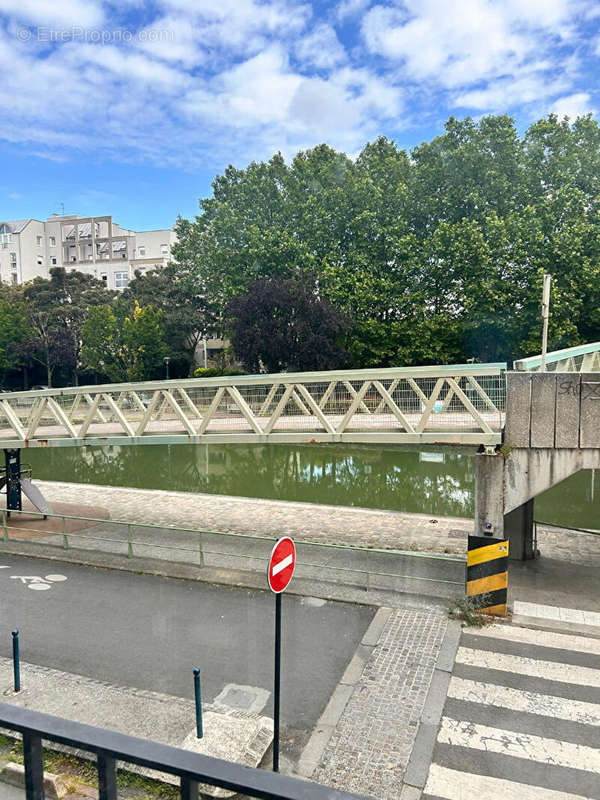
[0,734,179,799]
[448,594,495,627]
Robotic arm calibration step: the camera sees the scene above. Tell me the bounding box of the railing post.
[23,732,44,800]
[62,517,69,550]
[198,534,204,568]
[180,776,198,800]
[2,509,8,542]
[193,667,203,739]
[365,548,370,593]
[12,629,20,692]
[97,752,117,800]
[127,524,133,558]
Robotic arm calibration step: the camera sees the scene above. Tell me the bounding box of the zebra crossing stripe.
[448,676,600,726]
[456,646,600,688]
[438,716,600,772]
[425,763,591,800]
[466,623,600,656]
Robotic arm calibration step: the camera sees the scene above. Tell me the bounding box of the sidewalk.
[0,657,272,797]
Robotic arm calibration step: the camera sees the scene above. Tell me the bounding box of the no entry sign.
[268,537,296,593]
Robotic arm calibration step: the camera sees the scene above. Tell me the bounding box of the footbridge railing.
[514,341,600,372]
[0,363,506,448]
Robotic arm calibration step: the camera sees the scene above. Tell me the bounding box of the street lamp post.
[163,357,170,380]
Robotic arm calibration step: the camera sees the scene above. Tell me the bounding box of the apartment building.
[0,214,176,290]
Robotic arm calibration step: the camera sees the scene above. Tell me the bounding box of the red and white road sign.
[268,537,296,593]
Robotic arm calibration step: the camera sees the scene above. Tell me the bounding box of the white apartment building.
[0,214,176,290]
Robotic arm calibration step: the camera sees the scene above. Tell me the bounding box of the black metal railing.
[0,703,369,800]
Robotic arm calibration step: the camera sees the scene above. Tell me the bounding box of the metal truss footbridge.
[1,341,598,450]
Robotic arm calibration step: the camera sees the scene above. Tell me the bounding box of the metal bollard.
[12,630,20,692]
[193,667,203,739]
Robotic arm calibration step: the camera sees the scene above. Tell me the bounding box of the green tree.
[126,263,216,376]
[227,275,349,373]
[173,113,600,369]
[0,291,32,382]
[23,267,114,386]
[82,298,166,382]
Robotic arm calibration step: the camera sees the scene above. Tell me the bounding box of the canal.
[25,443,599,530]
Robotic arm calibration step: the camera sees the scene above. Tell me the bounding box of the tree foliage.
[227,276,349,373]
[125,263,216,377]
[173,113,600,367]
[81,298,166,382]
[22,267,114,386]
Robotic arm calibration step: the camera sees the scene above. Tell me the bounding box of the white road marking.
[467,623,600,656]
[438,716,600,773]
[425,763,590,800]
[457,647,600,688]
[0,566,9,569]
[449,676,600,726]
[514,601,600,628]
[8,574,67,591]
[272,554,293,576]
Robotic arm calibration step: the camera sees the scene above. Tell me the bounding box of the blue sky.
[0,0,598,231]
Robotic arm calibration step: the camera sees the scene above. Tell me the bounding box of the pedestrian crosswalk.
[423,620,600,800]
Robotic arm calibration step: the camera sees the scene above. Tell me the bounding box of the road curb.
[0,762,68,799]
[0,539,451,612]
[296,606,394,779]
[402,618,460,793]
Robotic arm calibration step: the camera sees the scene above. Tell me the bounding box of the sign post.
[267,536,296,772]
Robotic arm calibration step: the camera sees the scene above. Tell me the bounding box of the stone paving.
[34,480,471,554]
[28,481,600,565]
[313,607,447,799]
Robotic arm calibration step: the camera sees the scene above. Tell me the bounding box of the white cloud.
[0,0,105,28]
[337,0,370,21]
[362,0,596,115]
[551,91,595,118]
[0,0,596,171]
[295,24,346,69]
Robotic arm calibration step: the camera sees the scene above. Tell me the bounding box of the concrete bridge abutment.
[475,370,600,561]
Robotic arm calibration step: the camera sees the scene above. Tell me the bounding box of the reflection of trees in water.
[29,443,475,517]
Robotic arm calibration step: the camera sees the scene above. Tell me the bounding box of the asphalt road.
[0,554,374,735]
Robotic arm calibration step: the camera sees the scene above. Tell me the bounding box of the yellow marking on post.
[467,540,509,566]
[478,603,507,617]
[466,572,508,597]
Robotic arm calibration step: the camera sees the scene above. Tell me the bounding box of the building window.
[36,236,43,246]
[51,257,57,265]
[11,273,17,285]
[114,271,129,288]
[49,236,56,247]
[10,252,16,263]
[160,244,169,255]
[101,273,108,284]
[72,256,77,261]
[37,258,43,266]
[138,247,145,256]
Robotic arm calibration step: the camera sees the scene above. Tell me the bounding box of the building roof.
[0,219,33,234]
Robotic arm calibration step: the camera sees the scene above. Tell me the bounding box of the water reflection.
[25,444,599,529]
[27,444,474,517]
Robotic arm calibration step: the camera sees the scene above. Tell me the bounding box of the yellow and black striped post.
[466,536,509,617]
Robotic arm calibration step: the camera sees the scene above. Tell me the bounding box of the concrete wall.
[475,371,600,559]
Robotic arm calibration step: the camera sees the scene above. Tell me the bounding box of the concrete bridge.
[1,340,599,567]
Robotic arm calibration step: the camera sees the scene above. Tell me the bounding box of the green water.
[25,443,600,529]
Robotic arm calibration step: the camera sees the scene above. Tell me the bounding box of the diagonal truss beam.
[295,383,336,434]
[337,381,371,433]
[372,381,415,433]
[160,390,196,436]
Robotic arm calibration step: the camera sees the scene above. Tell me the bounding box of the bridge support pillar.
[3,449,22,517]
[474,451,536,562]
[504,499,536,560]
